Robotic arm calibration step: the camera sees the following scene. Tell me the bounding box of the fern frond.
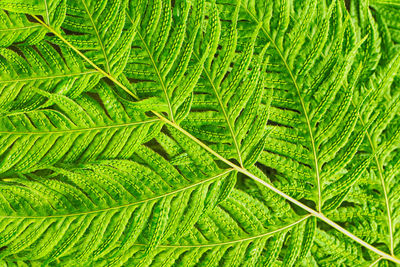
[0,156,232,264]
[0,11,48,47]
[0,42,101,113]
[1,0,400,265]
[206,0,365,214]
[123,0,206,123]
[370,0,400,44]
[91,189,308,266]
[45,0,136,76]
[181,1,270,170]
[322,48,400,256]
[0,0,65,29]
[0,82,161,174]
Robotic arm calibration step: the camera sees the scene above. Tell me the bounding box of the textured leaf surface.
[0,0,400,266]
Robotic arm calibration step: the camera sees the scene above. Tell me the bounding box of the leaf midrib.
[0,118,158,135]
[134,215,311,248]
[44,0,50,25]
[81,0,111,74]
[241,7,322,211]
[353,102,394,255]
[193,51,244,167]
[0,25,41,32]
[0,169,233,219]
[128,13,176,123]
[0,70,97,84]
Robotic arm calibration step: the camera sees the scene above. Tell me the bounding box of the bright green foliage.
[0,0,64,46]
[0,0,400,266]
[370,0,400,44]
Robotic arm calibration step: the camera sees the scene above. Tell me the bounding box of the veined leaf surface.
[0,0,400,266]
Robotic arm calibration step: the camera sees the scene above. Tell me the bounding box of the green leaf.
[0,0,400,266]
